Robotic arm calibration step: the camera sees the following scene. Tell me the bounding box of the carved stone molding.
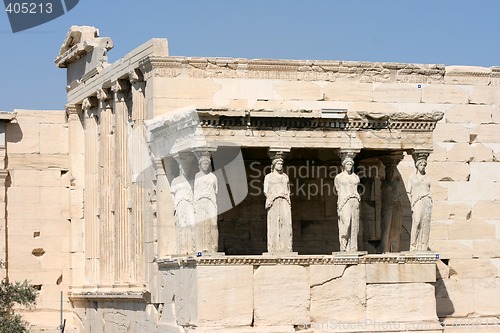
[338,149,360,162]
[157,253,439,268]
[139,56,448,83]
[411,149,432,164]
[379,152,404,167]
[197,110,444,132]
[268,147,291,160]
[69,290,150,302]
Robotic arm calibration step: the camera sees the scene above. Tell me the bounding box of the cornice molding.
[196,109,444,132]
[69,290,150,302]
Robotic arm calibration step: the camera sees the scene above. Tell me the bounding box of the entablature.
[193,109,443,150]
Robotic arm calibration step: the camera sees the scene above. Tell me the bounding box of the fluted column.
[97,88,115,288]
[82,97,100,287]
[129,69,146,285]
[111,80,131,286]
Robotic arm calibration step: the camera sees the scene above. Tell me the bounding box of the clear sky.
[1,0,499,112]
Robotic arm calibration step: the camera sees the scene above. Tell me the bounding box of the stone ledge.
[157,253,439,268]
[69,289,150,302]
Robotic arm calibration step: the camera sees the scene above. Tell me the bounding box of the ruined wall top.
[57,26,499,105]
[55,26,114,86]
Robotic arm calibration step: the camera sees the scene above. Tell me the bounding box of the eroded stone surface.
[254,265,309,326]
[197,265,253,326]
[310,265,366,323]
[367,283,437,322]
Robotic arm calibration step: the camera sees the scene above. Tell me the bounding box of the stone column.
[129,69,146,285]
[378,153,404,253]
[334,149,361,252]
[264,148,295,254]
[66,103,86,287]
[111,80,131,287]
[97,88,115,288]
[82,97,100,287]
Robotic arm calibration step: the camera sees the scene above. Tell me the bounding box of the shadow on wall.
[435,262,455,318]
[6,122,23,144]
[395,167,413,252]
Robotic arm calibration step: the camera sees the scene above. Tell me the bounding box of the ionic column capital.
[111,79,131,102]
[129,69,144,84]
[82,97,99,118]
[97,88,112,101]
[65,103,82,121]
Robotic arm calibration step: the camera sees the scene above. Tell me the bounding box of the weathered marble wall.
[5,110,74,332]
[154,256,439,333]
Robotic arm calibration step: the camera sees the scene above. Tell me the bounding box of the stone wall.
[5,110,73,332]
[155,256,440,333]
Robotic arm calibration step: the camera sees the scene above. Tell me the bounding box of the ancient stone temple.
[1,25,500,332]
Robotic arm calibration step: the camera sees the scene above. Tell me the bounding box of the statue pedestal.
[196,251,225,257]
[262,252,298,256]
[155,254,440,332]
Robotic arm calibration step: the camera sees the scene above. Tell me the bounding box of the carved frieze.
[137,56,451,84]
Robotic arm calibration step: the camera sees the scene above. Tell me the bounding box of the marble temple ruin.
[1,25,500,332]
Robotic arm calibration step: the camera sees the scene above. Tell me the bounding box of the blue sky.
[0,0,499,111]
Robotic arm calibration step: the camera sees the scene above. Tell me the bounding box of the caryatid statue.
[407,152,433,252]
[194,153,219,253]
[378,158,403,253]
[170,154,196,255]
[334,153,361,252]
[263,151,293,253]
